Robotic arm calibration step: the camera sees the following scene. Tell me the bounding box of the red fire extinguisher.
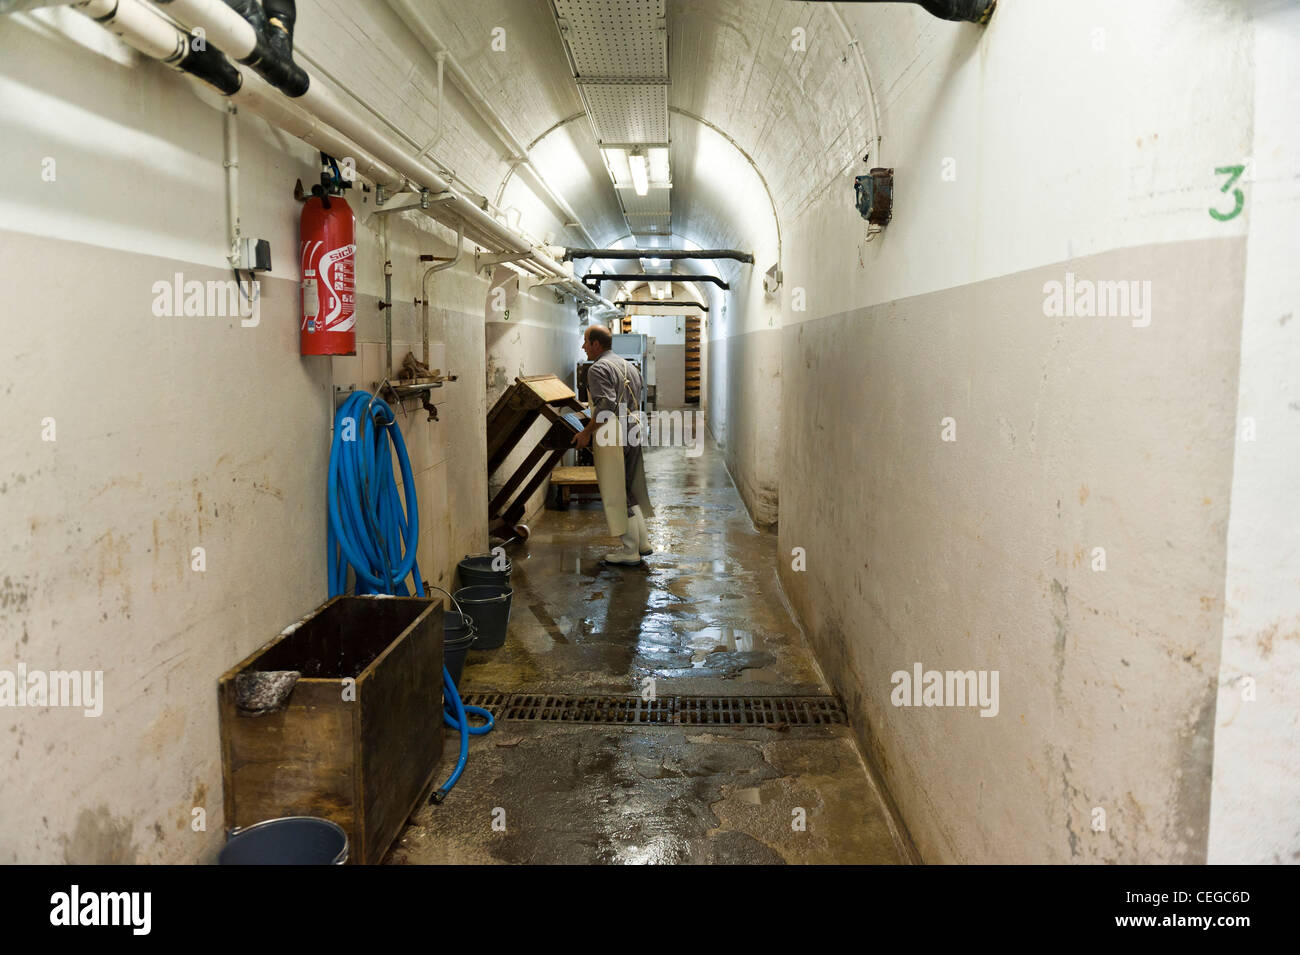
[300,192,356,356]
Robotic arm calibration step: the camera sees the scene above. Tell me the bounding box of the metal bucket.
[218,816,348,865]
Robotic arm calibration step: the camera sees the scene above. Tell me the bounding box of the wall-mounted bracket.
[475,250,531,274]
[372,190,454,216]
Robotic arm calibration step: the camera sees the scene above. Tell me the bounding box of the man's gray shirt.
[588,350,642,416]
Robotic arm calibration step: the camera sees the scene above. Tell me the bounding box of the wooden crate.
[486,374,588,538]
[218,596,443,865]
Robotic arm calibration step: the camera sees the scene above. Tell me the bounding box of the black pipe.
[583,273,730,290]
[614,300,709,312]
[564,248,754,264]
[816,0,995,23]
[157,0,310,96]
[87,0,243,95]
[178,41,243,95]
[261,0,308,94]
[227,0,309,96]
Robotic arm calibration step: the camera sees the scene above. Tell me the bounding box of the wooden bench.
[549,465,600,507]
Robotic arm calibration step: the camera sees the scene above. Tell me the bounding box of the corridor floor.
[387,431,906,864]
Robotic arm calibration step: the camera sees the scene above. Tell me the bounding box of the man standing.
[571,325,654,565]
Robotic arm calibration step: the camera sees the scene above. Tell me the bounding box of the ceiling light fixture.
[629,149,649,196]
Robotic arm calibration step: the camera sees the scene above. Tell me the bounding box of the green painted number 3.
[1209,165,1245,221]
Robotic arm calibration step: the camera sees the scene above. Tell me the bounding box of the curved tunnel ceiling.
[381,0,875,278]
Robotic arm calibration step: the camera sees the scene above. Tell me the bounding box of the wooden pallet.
[487,375,587,539]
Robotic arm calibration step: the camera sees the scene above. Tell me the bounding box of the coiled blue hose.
[327,391,492,801]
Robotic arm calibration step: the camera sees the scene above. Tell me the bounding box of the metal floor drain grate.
[458,692,845,727]
[677,696,846,726]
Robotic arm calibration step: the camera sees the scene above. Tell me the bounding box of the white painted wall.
[1207,0,1300,865]
[0,1,579,862]
[3,0,1294,867]
[752,0,1295,863]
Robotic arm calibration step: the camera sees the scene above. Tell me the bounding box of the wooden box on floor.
[218,596,443,865]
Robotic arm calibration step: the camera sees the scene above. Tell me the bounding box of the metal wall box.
[218,596,444,865]
[854,167,894,225]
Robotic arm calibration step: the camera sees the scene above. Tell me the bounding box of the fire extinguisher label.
[301,277,320,329]
[318,243,356,333]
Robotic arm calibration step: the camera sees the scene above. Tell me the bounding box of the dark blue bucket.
[218,816,348,865]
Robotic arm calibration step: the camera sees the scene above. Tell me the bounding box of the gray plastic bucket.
[458,554,511,589]
[454,585,512,650]
[443,611,477,689]
[219,816,348,865]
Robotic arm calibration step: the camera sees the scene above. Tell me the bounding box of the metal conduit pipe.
[385,0,601,251]
[421,218,463,367]
[33,0,610,308]
[231,73,408,190]
[564,249,754,264]
[140,0,612,307]
[614,300,710,312]
[583,273,731,291]
[291,45,546,255]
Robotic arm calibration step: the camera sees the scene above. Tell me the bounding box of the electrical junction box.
[238,237,272,272]
[854,167,894,226]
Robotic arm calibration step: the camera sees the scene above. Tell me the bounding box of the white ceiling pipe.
[1,0,77,11]
[57,0,608,307]
[292,46,544,251]
[66,3,543,274]
[385,0,601,250]
[155,0,257,57]
[232,71,407,191]
[76,0,187,61]
[52,4,484,264]
[149,0,611,306]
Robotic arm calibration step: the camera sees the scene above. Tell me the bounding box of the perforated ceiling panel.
[553,0,667,78]
[618,187,671,217]
[551,0,671,240]
[623,212,672,232]
[582,84,669,144]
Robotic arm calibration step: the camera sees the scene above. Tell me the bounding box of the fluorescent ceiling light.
[629,150,649,196]
[648,147,670,184]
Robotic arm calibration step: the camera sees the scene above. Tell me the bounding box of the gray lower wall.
[2,231,335,863]
[778,237,1246,863]
[706,326,781,527]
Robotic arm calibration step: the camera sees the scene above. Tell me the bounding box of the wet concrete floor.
[388,432,906,864]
